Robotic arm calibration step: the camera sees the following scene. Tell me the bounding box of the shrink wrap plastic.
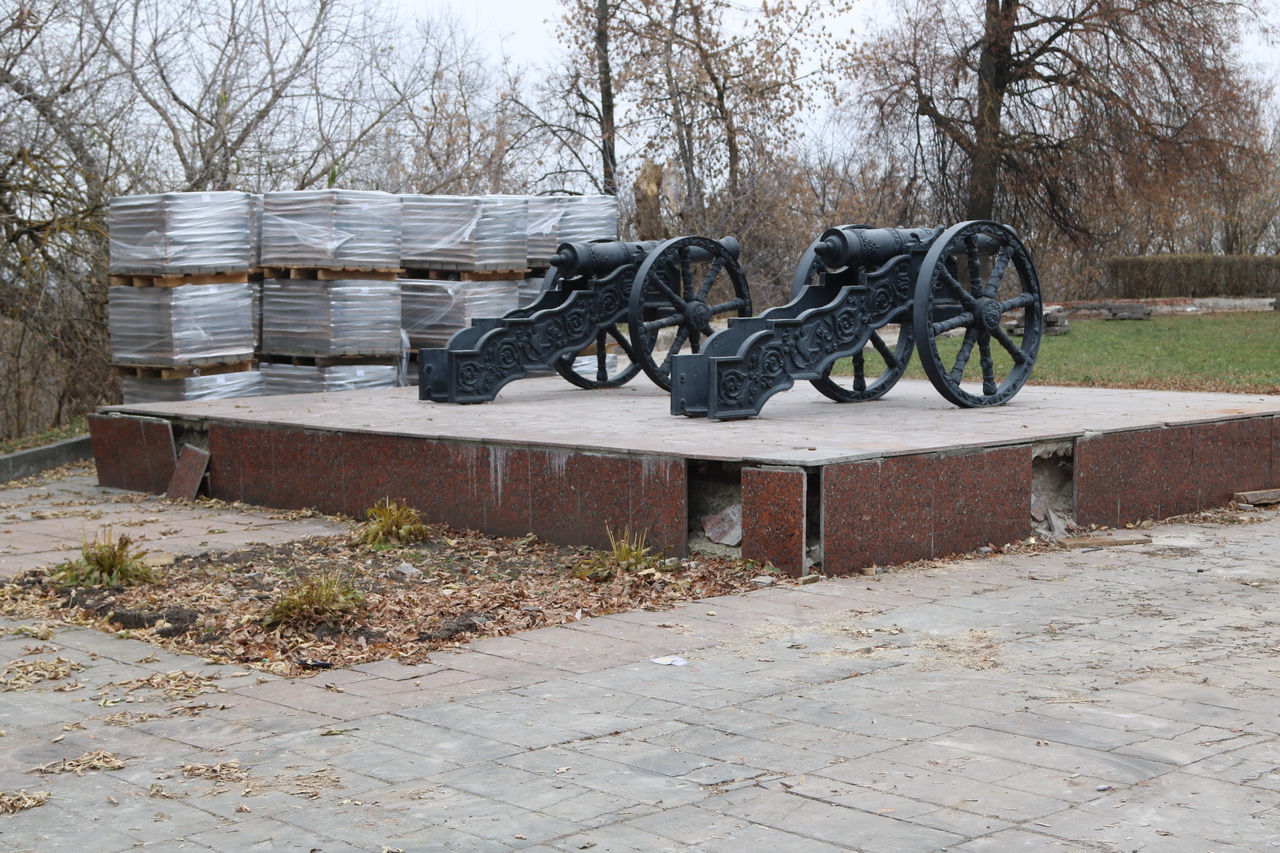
[260,364,398,394]
[401,279,519,348]
[558,194,619,243]
[518,275,551,308]
[123,371,264,405]
[108,283,254,365]
[526,197,564,263]
[260,279,401,356]
[525,195,619,265]
[108,192,255,274]
[401,195,528,268]
[260,190,402,268]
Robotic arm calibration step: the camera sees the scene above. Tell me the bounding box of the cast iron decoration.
[418,236,750,403]
[669,221,1044,419]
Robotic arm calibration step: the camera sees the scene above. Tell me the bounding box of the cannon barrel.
[809,225,1009,272]
[812,226,945,271]
[551,236,741,278]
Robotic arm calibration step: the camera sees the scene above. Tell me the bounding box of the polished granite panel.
[89,413,176,494]
[742,466,806,576]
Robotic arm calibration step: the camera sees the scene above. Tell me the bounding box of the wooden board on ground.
[259,266,401,282]
[1234,488,1280,506]
[1059,532,1153,549]
[113,359,256,380]
[109,270,253,287]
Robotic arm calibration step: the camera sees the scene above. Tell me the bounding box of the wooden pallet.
[400,267,530,282]
[258,353,398,368]
[113,359,256,380]
[109,270,254,287]
[259,266,401,282]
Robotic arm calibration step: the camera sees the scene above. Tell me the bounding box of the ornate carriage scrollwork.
[670,222,1044,419]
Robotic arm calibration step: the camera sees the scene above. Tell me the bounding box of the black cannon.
[669,220,1044,419]
[419,236,751,403]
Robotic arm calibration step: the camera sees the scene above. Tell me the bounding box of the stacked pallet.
[400,195,529,274]
[401,280,522,349]
[525,195,620,267]
[107,192,262,404]
[257,191,404,394]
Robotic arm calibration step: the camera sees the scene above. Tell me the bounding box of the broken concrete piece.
[701,504,743,547]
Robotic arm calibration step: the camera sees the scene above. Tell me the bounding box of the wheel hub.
[975,297,1003,332]
[685,299,713,333]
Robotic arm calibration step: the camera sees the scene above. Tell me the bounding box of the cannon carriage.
[418,235,750,403]
[668,220,1045,419]
[419,220,1044,418]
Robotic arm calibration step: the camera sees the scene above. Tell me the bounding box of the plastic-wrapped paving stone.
[260,279,401,357]
[107,192,256,274]
[122,371,265,404]
[400,279,520,349]
[260,190,402,269]
[108,283,255,365]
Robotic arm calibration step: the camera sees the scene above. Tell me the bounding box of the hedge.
[1104,255,1280,299]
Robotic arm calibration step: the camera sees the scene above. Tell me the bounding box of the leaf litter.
[2,524,785,676]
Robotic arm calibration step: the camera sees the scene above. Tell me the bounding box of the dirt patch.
[2,525,787,677]
[913,629,1002,671]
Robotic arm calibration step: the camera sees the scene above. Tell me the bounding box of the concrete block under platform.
[90,378,1280,574]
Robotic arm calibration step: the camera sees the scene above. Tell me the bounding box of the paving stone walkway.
[0,466,346,578]
[2,471,1279,851]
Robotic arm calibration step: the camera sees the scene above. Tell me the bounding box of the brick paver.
[3,468,1280,851]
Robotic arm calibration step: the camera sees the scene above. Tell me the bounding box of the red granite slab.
[165,444,211,501]
[822,446,1030,574]
[208,422,341,512]
[1076,425,1196,526]
[1193,417,1272,508]
[89,413,176,494]
[742,466,807,576]
[931,446,1030,559]
[528,450,686,553]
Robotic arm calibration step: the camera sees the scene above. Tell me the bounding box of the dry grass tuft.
[52,527,156,588]
[354,498,430,548]
[33,749,126,775]
[0,789,50,814]
[264,570,366,628]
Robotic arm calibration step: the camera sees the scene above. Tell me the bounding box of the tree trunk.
[595,0,618,195]
[966,0,1015,221]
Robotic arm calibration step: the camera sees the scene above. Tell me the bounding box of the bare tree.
[853,0,1267,238]
[0,0,126,436]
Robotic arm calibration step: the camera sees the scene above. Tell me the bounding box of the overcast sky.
[405,0,565,68]
[403,0,1275,81]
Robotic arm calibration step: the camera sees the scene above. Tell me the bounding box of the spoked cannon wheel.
[792,238,914,403]
[541,266,645,390]
[912,221,1043,407]
[627,236,751,390]
[553,324,646,389]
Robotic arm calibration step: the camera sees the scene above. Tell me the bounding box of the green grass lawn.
[890,311,1280,395]
[1022,312,1280,394]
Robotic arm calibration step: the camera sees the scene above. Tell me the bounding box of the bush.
[1105,255,1280,299]
[264,571,366,627]
[52,528,155,588]
[353,498,430,548]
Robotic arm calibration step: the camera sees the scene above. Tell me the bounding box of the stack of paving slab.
[525,195,620,267]
[107,192,263,404]
[400,195,528,272]
[401,280,521,349]
[257,190,404,394]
